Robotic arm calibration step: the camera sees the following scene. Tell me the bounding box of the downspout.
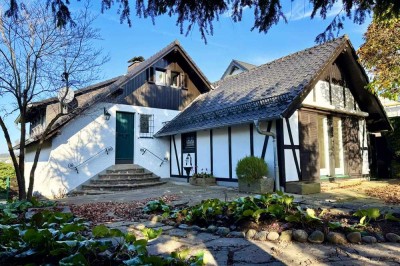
[254,120,281,192]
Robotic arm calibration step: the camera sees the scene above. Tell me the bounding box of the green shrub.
[235,156,268,181]
[0,162,15,191]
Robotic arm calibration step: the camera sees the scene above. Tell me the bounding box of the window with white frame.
[155,69,167,85]
[139,114,154,138]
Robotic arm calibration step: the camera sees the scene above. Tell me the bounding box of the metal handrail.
[68,146,113,173]
[139,148,168,167]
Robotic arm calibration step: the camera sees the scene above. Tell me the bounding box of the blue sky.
[0,1,371,154]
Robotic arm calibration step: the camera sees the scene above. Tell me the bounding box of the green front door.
[115,112,134,164]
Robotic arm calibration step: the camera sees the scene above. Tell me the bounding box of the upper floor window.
[155,69,167,86]
[139,114,154,138]
[171,71,180,87]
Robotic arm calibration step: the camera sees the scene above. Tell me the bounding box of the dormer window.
[171,71,180,87]
[155,69,167,86]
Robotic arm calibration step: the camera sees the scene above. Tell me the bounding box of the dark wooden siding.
[298,109,320,182]
[342,117,362,177]
[119,58,202,110]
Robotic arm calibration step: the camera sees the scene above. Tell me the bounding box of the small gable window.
[171,71,180,87]
[139,114,154,138]
[155,69,167,85]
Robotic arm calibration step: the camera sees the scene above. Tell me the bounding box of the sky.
[0,1,371,154]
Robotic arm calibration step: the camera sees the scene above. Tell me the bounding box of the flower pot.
[238,176,274,193]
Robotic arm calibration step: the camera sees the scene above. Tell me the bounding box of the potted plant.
[189,168,216,186]
[236,156,274,193]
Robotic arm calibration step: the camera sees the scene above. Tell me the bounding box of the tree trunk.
[0,116,26,199]
[27,112,63,199]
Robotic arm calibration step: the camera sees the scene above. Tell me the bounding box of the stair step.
[91,177,160,184]
[98,173,153,179]
[81,181,167,191]
[69,190,116,196]
[106,169,145,174]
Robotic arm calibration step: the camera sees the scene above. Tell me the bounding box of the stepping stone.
[245,229,257,239]
[327,232,347,245]
[293,229,308,243]
[267,231,280,241]
[386,233,400,243]
[362,236,377,244]
[308,230,324,244]
[280,230,293,242]
[347,232,361,243]
[254,231,268,241]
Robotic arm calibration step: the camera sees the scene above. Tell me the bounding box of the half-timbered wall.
[169,122,278,184]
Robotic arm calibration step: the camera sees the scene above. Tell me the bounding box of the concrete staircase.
[70,165,167,196]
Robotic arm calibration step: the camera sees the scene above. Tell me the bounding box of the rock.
[346,232,362,243]
[135,224,146,230]
[362,236,377,244]
[308,230,324,244]
[375,233,385,242]
[178,224,190,230]
[254,231,268,241]
[191,225,202,232]
[293,229,308,243]
[228,231,245,238]
[207,225,218,233]
[167,221,176,226]
[150,215,163,223]
[216,227,230,236]
[230,225,237,231]
[267,231,280,241]
[245,229,257,239]
[386,233,400,243]
[169,229,187,238]
[280,230,293,242]
[327,232,347,245]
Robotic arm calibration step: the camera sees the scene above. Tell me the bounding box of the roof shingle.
[156,36,348,136]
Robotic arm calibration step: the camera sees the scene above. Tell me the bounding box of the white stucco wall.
[24,103,180,198]
[283,111,300,182]
[231,125,251,179]
[303,81,357,112]
[252,121,276,179]
[196,130,211,173]
[212,127,230,178]
[170,134,182,176]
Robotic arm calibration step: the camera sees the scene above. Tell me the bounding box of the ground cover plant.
[0,198,204,265]
[142,192,400,237]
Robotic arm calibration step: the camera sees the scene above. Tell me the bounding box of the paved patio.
[59,179,400,265]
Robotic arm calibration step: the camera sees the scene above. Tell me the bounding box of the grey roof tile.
[156,36,348,136]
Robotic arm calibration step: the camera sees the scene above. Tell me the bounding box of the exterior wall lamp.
[104,108,111,121]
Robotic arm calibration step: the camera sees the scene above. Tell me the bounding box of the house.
[23,40,211,198]
[220,59,257,80]
[23,36,390,197]
[155,35,391,193]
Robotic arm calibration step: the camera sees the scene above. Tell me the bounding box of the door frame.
[115,111,135,164]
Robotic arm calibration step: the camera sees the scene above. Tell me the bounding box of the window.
[182,132,196,152]
[139,114,154,138]
[155,69,167,85]
[170,71,180,87]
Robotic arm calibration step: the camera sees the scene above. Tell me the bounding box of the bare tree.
[0,1,108,200]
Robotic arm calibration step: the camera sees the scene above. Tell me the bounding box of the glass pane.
[155,70,166,85]
[140,115,150,133]
[171,71,180,87]
[317,115,326,169]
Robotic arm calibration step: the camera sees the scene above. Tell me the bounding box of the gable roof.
[220,59,257,80]
[156,35,391,137]
[22,40,212,147]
